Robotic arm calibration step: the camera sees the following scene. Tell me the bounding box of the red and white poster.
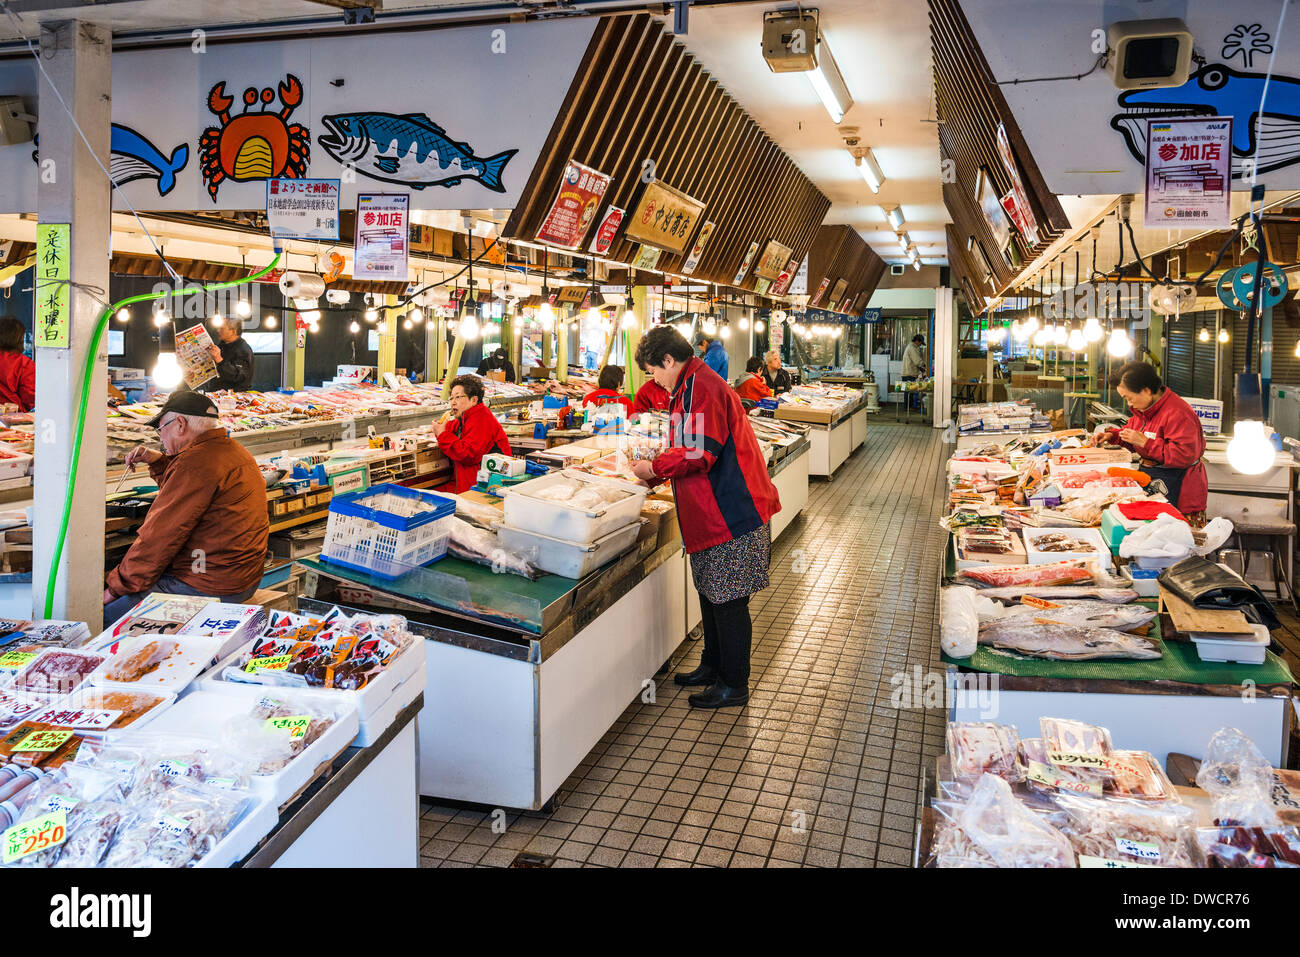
[588,205,624,256]
[1143,116,1232,229]
[733,241,760,285]
[681,221,716,275]
[536,159,611,250]
[810,277,831,308]
[995,124,1040,247]
[771,258,800,296]
[353,193,410,280]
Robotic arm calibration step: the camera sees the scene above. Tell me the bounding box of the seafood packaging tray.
[1118,564,1160,597]
[196,791,280,868]
[193,638,424,747]
[496,519,644,580]
[501,469,647,543]
[1022,527,1113,570]
[142,687,359,809]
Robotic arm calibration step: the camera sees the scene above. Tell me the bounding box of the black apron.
[1138,463,1186,508]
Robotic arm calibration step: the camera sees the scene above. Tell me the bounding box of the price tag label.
[44,794,79,814]
[265,715,310,739]
[1048,750,1108,770]
[1026,761,1102,796]
[1116,838,1161,862]
[0,651,36,671]
[152,814,190,837]
[1078,854,1156,869]
[12,728,74,752]
[245,654,293,673]
[32,707,123,731]
[1021,596,1062,610]
[3,810,67,863]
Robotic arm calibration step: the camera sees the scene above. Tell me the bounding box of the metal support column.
[933,287,955,428]
[34,20,112,625]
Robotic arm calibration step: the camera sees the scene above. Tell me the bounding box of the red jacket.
[734,373,772,403]
[582,388,633,416]
[1120,388,1208,513]
[437,401,511,493]
[651,357,780,553]
[0,351,35,412]
[632,380,670,414]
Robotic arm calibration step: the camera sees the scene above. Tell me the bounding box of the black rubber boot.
[688,683,749,709]
[673,665,717,687]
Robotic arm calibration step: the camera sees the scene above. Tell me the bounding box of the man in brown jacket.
[103,391,269,627]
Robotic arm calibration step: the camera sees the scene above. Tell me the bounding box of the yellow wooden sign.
[36,223,70,349]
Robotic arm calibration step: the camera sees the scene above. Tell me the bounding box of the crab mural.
[199,74,309,201]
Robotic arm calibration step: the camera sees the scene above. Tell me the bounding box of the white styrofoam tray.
[1118,564,1160,598]
[501,469,647,543]
[144,687,359,809]
[495,519,643,579]
[88,634,222,694]
[27,688,177,738]
[1023,527,1113,569]
[192,640,421,745]
[1191,624,1270,665]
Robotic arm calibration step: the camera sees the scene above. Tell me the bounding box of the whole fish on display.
[982,600,1156,632]
[958,559,1096,589]
[978,621,1163,661]
[965,585,1139,604]
[445,517,541,580]
[318,112,517,191]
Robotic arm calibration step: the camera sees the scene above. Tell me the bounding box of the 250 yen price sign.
[265,715,310,739]
[3,810,67,863]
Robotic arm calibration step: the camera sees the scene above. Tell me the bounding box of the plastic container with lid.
[1191,624,1270,665]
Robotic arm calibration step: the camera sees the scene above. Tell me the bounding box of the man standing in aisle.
[103,392,269,627]
[207,321,255,391]
[760,350,792,395]
[901,333,927,381]
[698,334,729,380]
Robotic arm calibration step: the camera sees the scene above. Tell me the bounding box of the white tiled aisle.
[417,422,951,867]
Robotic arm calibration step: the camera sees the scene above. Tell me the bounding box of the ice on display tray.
[88,635,223,694]
[143,687,359,807]
[501,469,647,542]
[194,638,423,747]
[1022,527,1113,569]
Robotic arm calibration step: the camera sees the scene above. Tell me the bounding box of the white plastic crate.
[321,483,456,579]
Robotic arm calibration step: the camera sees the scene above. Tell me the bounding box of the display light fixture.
[152,352,182,389]
[621,299,637,330]
[348,320,360,334]
[377,320,388,334]
[754,319,765,333]
[1083,316,1104,343]
[856,148,885,192]
[410,308,424,324]
[235,299,251,318]
[264,315,277,329]
[739,314,751,331]
[720,324,731,340]
[806,32,852,124]
[885,206,905,231]
[1067,326,1086,352]
[1199,326,1211,343]
[460,315,479,340]
[675,322,691,338]
[538,301,556,331]
[1053,325,1068,347]
[115,308,130,323]
[403,319,413,331]
[1219,327,1230,344]
[1107,326,1134,357]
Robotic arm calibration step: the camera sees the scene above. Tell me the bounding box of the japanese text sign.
[1144,116,1233,229]
[36,223,69,349]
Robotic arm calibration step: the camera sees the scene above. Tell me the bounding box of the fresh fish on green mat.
[982,600,1156,632]
[978,621,1163,661]
[962,585,1139,603]
[446,517,542,580]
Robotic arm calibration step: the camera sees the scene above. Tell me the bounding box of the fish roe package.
[1105,750,1177,802]
[946,722,1022,783]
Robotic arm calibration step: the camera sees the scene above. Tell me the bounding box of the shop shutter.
[1190,311,1218,400]
[1165,318,1193,396]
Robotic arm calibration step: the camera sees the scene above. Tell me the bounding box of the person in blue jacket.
[697,334,729,381]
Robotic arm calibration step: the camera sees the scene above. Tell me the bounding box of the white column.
[33,21,112,624]
[933,286,955,429]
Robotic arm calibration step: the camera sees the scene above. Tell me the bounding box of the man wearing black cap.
[102,392,269,627]
[475,346,516,383]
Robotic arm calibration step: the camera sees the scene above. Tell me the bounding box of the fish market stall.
[770,385,867,479]
[938,433,1296,768]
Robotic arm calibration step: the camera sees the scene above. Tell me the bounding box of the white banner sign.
[267,178,339,239]
[353,193,410,280]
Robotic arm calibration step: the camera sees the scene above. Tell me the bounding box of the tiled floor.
[418,421,951,867]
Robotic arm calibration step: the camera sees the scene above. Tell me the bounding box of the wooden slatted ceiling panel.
[807,224,888,310]
[504,14,831,288]
[930,0,1069,300]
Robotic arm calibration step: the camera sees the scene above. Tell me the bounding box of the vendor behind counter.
[437,374,511,493]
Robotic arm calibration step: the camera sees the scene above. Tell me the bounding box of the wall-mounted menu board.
[623,180,706,256]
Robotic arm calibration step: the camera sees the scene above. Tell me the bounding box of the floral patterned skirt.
[689,524,772,604]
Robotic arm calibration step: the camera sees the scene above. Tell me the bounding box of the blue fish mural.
[1110,63,1300,178]
[33,124,189,196]
[317,112,516,192]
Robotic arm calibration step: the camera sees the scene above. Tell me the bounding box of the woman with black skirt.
[630,326,781,709]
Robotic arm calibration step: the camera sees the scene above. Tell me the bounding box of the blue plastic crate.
[320,483,457,579]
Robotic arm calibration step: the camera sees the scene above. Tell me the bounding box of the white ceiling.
[672,0,950,267]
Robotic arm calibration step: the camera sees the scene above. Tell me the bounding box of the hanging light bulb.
[377,320,388,334]
[987,325,1007,344]
[235,299,252,318]
[403,318,413,331]
[569,321,579,331]
[1011,321,1028,342]
[1107,326,1133,357]
[539,302,556,331]
[152,352,183,389]
[1053,325,1068,346]
[302,310,320,324]
[739,315,751,331]
[115,308,131,323]
[461,316,479,340]
[586,306,602,326]
[348,320,360,334]
[1032,326,1052,347]
[621,307,636,330]
[1067,327,1086,352]
[264,315,277,329]
[1083,316,1104,343]
[1023,314,1039,335]
[1199,327,1211,343]
[754,320,765,333]
[410,307,424,323]
[675,322,691,338]
[153,312,169,329]
[364,308,378,323]
[1226,420,1275,475]
[447,319,460,335]
[702,316,717,335]
[720,324,731,340]
[309,322,320,334]
[1218,327,1230,344]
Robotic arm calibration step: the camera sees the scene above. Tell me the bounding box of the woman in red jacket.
[0,316,34,412]
[734,356,773,404]
[581,364,634,416]
[630,326,781,710]
[632,377,670,414]
[436,375,511,493]
[1097,362,1207,520]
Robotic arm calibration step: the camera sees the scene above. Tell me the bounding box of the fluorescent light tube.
[857,149,885,192]
[805,33,852,124]
[885,206,905,231]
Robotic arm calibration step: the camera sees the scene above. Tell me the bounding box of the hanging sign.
[828,277,848,307]
[789,258,809,296]
[624,180,706,255]
[631,244,662,270]
[995,124,1040,247]
[733,241,760,285]
[1143,116,1232,229]
[680,221,716,275]
[266,178,340,240]
[771,258,800,296]
[861,307,883,323]
[353,193,410,280]
[810,277,831,308]
[536,159,611,250]
[35,223,69,349]
[588,205,625,256]
[754,277,772,296]
[754,239,792,280]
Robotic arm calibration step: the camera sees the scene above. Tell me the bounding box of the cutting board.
[1159,585,1252,635]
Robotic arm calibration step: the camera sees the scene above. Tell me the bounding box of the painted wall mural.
[0,18,596,213]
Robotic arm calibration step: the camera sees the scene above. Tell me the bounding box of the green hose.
[44,252,283,618]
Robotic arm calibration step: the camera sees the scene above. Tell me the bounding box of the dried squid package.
[953,773,1075,868]
[1019,737,1102,797]
[219,695,338,775]
[946,722,1022,783]
[1196,727,1279,827]
[1053,794,1200,867]
[100,783,248,868]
